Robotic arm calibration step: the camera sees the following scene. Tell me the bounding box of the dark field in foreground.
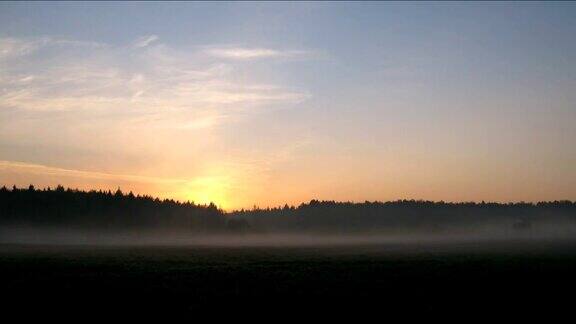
[2,240,576,318]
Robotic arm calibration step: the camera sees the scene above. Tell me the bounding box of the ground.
[1,240,576,318]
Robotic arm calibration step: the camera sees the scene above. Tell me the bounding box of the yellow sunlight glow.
[182,176,231,209]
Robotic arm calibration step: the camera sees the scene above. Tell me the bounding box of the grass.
[2,240,576,317]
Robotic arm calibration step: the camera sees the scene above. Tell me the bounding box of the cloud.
[133,35,159,48]
[206,47,283,60]
[205,46,310,60]
[0,37,106,60]
[0,160,185,185]
[0,36,309,115]
[0,38,43,59]
[0,36,314,185]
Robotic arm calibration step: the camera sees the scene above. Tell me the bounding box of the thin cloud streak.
[206,47,283,60]
[0,160,188,185]
[0,37,106,59]
[133,35,159,48]
[204,46,311,60]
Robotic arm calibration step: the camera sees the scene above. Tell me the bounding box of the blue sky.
[1,2,575,208]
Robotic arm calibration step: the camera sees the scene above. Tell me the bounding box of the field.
[2,239,576,318]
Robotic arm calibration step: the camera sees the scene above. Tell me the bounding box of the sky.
[1,2,575,210]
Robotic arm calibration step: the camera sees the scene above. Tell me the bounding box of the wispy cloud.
[0,37,106,59]
[133,35,159,48]
[0,36,310,115]
[206,47,283,60]
[204,46,310,60]
[0,160,185,185]
[0,38,42,59]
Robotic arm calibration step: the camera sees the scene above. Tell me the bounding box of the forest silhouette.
[1,184,575,235]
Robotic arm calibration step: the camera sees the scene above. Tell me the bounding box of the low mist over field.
[1,186,575,247]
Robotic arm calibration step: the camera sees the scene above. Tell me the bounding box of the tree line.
[230,199,576,234]
[1,185,575,234]
[0,185,224,232]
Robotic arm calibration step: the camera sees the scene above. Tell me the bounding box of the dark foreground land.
[2,240,576,318]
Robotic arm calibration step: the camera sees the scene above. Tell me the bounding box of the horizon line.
[3,184,574,213]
